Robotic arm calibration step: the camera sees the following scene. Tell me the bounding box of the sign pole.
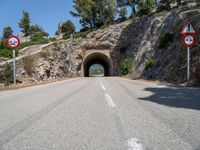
[13,49,16,85]
[187,47,190,86]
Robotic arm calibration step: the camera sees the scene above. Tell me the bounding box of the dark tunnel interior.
[83,53,111,77]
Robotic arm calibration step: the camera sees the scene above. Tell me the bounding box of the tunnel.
[83,53,112,77]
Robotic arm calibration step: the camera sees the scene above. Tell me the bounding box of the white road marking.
[104,94,116,108]
[98,78,107,91]
[126,138,143,150]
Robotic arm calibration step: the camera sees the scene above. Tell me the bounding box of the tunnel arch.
[83,53,112,77]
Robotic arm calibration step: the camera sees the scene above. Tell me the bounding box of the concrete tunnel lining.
[83,53,112,77]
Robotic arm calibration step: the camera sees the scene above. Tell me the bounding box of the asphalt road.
[0,77,200,150]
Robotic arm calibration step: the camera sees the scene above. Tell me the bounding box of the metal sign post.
[187,47,190,86]
[6,36,20,85]
[13,49,16,84]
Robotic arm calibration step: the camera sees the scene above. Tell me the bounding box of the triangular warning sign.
[181,19,196,34]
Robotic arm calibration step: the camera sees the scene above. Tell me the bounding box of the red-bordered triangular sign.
[181,19,196,34]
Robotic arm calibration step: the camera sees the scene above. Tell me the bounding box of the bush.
[30,32,49,45]
[49,37,57,42]
[157,3,169,12]
[0,64,13,85]
[120,58,134,75]
[74,30,91,38]
[137,0,154,16]
[158,33,174,48]
[145,58,156,71]
[22,55,35,76]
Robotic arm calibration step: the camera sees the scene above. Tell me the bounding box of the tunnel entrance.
[83,53,112,77]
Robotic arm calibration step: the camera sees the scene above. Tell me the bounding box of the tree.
[3,26,13,39]
[61,20,76,39]
[70,0,118,29]
[119,7,128,21]
[30,24,49,37]
[138,0,155,16]
[19,11,30,36]
[117,0,138,18]
[70,0,96,29]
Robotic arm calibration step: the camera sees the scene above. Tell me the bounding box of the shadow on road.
[139,87,200,110]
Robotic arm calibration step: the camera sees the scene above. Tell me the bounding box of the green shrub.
[49,37,57,42]
[137,0,154,16]
[0,40,12,58]
[145,58,156,71]
[157,3,169,12]
[22,55,35,76]
[120,58,134,75]
[74,30,91,38]
[0,64,13,85]
[158,33,174,48]
[154,12,167,17]
[0,49,13,58]
[30,32,49,45]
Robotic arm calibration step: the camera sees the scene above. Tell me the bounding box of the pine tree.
[117,0,138,18]
[3,26,13,39]
[19,11,31,36]
[61,20,76,39]
[119,7,128,21]
[70,0,117,29]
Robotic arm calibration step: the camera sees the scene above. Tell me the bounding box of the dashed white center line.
[98,78,107,91]
[126,138,143,150]
[104,94,116,108]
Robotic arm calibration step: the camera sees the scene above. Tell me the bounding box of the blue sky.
[0,0,81,37]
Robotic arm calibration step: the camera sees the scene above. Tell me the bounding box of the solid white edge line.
[104,94,116,108]
[126,138,143,150]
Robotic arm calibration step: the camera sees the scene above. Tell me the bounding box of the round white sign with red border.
[183,34,195,47]
[6,36,20,49]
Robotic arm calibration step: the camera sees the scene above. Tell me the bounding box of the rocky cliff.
[116,8,200,85]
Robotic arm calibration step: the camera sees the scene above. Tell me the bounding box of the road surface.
[0,77,200,150]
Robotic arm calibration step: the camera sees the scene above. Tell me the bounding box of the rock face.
[118,9,200,85]
[0,41,82,84]
[0,7,199,86]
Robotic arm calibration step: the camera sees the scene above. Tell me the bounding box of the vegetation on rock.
[158,33,174,49]
[0,64,13,85]
[145,59,156,71]
[22,55,35,76]
[120,58,134,75]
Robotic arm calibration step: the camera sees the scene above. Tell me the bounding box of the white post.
[187,47,190,86]
[13,49,16,84]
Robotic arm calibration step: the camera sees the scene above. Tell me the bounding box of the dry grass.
[22,55,35,76]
